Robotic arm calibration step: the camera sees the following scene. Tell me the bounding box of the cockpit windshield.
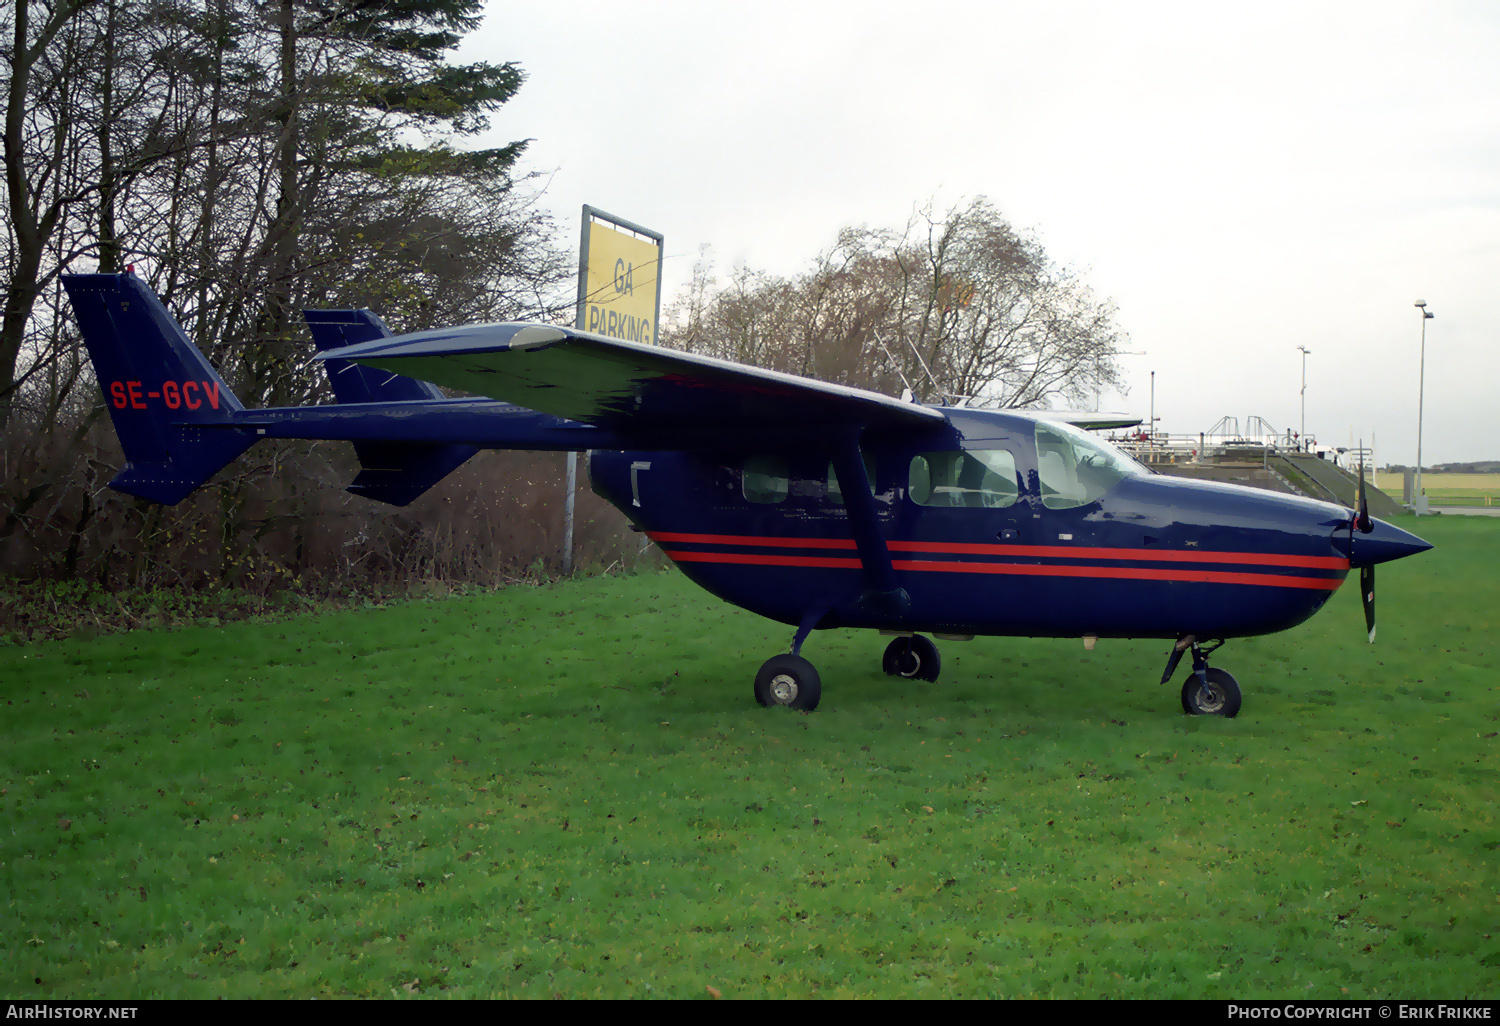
[1035,420,1145,509]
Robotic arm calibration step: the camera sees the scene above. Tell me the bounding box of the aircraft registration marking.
[107,379,223,411]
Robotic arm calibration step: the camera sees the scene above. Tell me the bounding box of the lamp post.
[1415,300,1434,514]
[1297,346,1311,450]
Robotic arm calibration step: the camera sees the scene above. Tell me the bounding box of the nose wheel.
[1180,666,1242,717]
[1163,637,1241,718]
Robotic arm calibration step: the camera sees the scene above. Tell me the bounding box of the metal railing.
[1108,432,1375,483]
[1106,432,1206,465]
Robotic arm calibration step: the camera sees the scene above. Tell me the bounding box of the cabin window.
[908,450,1018,508]
[826,453,877,505]
[743,455,790,504]
[1035,421,1137,509]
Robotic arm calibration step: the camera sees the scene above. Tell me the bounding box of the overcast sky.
[456,1,1499,466]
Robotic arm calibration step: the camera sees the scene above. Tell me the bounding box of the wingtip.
[507,324,568,351]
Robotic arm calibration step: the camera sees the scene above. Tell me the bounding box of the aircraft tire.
[754,654,822,712]
[881,635,941,682]
[1180,667,1242,718]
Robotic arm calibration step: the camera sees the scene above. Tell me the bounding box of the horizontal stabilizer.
[102,446,248,505]
[302,308,478,504]
[343,441,477,507]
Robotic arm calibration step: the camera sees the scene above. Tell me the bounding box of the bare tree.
[1,0,581,592]
[3,0,103,430]
[662,197,1126,410]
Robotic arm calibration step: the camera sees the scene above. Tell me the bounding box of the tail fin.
[304,309,446,404]
[62,273,253,504]
[302,308,477,506]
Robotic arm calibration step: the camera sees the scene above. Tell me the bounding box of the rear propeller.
[1353,459,1376,642]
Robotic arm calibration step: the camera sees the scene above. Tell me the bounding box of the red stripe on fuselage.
[648,531,1348,571]
[659,547,1343,590]
[650,531,857,550]
[888,558,1343,590]
[888,539,1348,570]
[666,550,863,569]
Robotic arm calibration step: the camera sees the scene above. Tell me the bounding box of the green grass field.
[1377,473,1500,507]
[2,515,1496,998]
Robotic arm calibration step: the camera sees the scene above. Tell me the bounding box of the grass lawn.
[2,515,1496,998]
[1377,473,1500,506]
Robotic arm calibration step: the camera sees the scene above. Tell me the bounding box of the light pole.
[1297,346,1311,449]
[1146,370,1165,445]
[1414,300,1434,514]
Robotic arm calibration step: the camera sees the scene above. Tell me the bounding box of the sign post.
[562,206,664,573]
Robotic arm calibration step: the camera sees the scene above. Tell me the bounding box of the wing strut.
[829,431,910,618]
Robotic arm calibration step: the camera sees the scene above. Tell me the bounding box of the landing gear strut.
[1163,637,1241,718]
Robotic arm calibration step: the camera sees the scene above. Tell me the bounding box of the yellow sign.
[582,220,661,345]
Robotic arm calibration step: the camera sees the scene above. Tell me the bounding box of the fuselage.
[62,271,1432,715]
[588,407,1370,641]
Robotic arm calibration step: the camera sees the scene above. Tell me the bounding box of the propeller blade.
[1361,564,1376,643]
[1355,459,1373,534]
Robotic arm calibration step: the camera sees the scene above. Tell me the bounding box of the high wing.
[319,322,947,445]
[1017,409,1143,431]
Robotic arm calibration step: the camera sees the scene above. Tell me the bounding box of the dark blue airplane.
[62,271,1432,717]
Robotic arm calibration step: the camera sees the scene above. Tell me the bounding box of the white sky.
[457,0,1500,466]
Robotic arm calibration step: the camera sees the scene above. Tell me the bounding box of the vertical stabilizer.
[304,309,446,404]
[62,273,253,504]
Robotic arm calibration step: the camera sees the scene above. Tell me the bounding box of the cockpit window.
[908,450,1018,508]
[743,455,789,504]
[1035,421,1140,509]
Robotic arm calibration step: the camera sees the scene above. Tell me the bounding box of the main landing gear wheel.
[882,635,941,682]
[1181,667,1242,718]
[755,654,823,711]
